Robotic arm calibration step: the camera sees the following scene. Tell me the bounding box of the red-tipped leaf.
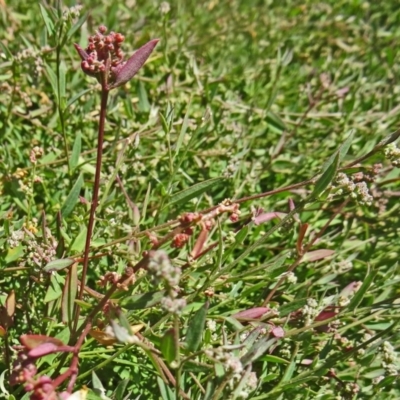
[109,39,159,89]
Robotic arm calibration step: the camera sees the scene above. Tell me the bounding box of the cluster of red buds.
[74,25,159,90]
[171,203,240,251]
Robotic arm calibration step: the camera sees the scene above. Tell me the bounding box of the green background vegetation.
[0,0,399,399]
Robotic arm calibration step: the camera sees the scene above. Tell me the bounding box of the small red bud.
[115,33,125,43]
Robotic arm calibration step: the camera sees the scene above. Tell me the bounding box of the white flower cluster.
[159,2,171,14]
[62,5,83,22]
[15,47,44,77]
[160,296,186,315]
[205,347,258,399]
[383,143,400,167]
[148,250,181,287]
[335,173,373,206]
[381,341,399,376]
[148,251,186,315]
[8,226,58,267]
[302,298,321,326]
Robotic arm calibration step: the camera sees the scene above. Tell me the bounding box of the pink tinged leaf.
[315,309,337,322]
[301,249,335,263]
[300,359,314,366]
[20,334,65,350]
[108,38,159,89]
[271,326,285,338]
[315,308,338,332]
[191,228,208,258]
[6,290,15,318]
[232,307,271,321]
[74,43,88,61]
[28,342,59,358]
[253,212,287,225]
[340,281,362,298]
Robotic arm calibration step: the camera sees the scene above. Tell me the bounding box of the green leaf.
[348,266,378,311]
[114,379,129,400]
[92,371,111,399]
[44,63,58,101]
[259,354,290,364]
[5,245,23,264]
[121,290,166,310]
[278,298,308,317]
[322,129,355,173]
[166,177,225,207]
[61,174,83,218]
[312,153,339,199]
[70,132,82,171]
[61,263,77,324]
[185,301,209,352]
[44,273,63,302]
[67,12,89,39]
[59,61,66,100]
[137,80,150,112]
[70,227,87,253]
[39,4,54,36]
[174,102,191,160]
[157,377,175,400]
[43,258,74,272]
[161,328,178,365]
[66,88,92,110]
[241,337,277,366]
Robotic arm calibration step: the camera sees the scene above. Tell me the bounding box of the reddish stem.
[73,87,109,331]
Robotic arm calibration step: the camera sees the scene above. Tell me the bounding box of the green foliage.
[0,0,400,399]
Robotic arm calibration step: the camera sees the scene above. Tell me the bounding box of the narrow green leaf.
[339,129,355,162]
[137,80,150,112]
[0,41,13,58]
[161,328,178,365]
[167,177,225,207]
[43,258,74,272]
[39,4,54,36]
[70,132,82,171]
[121,290,166,310]
[91,371,110,399]
[185,302,209,352]
[348,266,378,311]
[70,227,87,253]
[280,359,296,383]
[59,61,66,99]
[67,12,89,39]
[259,354,290,364]
[44,273,63,302]
[312,153,339,198]
[44,63,58,101]
[141,183,152,222]
[322,129,354,173]
[278,298,308,317]
[61,174,83,218]
[174,103,191,160]
[157,376,174,400]
[66,88,92,110]
[159,112,170,134]
[62,263,77,324]
[114,379,129,400]
[241,337,277,366]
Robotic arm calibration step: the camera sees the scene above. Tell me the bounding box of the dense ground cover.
[0,0,399,399]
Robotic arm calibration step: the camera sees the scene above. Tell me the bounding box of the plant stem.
[73,87,109,331]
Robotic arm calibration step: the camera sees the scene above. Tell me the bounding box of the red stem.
[73,87,109,330]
